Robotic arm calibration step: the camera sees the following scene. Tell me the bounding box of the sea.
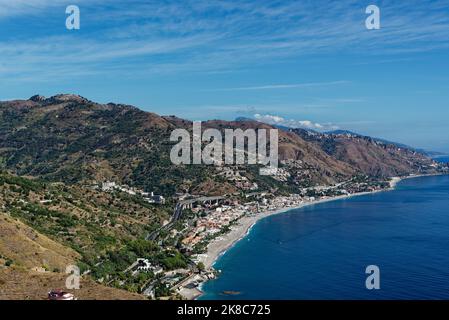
[200,173,449,300]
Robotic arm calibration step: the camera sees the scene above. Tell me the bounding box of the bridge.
[179,196,225,209]
[145,196,226,241]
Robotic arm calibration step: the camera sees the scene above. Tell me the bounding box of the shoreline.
[183,173,446,300]
[200,192,378,271]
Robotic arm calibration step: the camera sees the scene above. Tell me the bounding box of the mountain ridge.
[0,94,444,193]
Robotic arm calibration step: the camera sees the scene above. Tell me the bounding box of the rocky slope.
[291,128,440,178]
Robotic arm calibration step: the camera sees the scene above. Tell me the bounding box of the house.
[145,192,166,204]
[48,290,76,301]
[102,181,117,191]
[136,258,152,272]
[135,259,163,275]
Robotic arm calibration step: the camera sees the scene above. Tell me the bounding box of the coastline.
[200,192,378,271]
[182,173,444,300]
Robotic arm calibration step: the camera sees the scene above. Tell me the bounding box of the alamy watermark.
[170,121,279,175]
[366,5,381,30]
[66,5,80,30]
[65,264,80,290]
[64,5,379,31]
[365,265,381,290]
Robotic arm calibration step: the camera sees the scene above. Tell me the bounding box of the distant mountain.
[234,116,254,122]
[294,128,439,177]
[235,116,319,134]
[325,129,443,157]
[325,129,359,136]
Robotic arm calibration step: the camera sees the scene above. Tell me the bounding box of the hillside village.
[98,181,166,205]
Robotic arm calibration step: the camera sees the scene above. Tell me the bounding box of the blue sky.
[1,0,449,152]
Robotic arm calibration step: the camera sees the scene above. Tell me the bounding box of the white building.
[102,181,117,191]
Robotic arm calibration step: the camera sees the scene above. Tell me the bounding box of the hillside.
[0,214,145,300]
[201,119,355,184]
[0,268,145,300]
[0,171,183,295]
[0,213,78,272]
[291,128,440,178]
[0,94,406,193]
[0,173,170,257]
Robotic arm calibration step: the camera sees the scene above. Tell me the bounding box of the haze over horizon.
[1,0,449,152]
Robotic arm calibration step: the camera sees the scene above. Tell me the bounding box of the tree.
[197,262,205,272]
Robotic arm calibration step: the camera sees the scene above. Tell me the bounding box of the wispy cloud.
[0,0,99,18]
[253,113,339,131]
[210,81,350,92]
[1,0,449,82]
[0,0,58,17]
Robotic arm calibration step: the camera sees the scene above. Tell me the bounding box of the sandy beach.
[200,191,384,270]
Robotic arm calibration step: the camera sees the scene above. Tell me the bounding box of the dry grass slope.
[0,213,146,300]
[0,268,145,300]
[0,213,79,271]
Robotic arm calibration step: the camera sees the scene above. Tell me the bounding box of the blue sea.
[200,175,449,300]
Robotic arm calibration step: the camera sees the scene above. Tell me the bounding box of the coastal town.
[2,151,447,301]
[88,157,448,300]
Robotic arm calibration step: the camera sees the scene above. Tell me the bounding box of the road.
[146,196,225,241]
[146,203,182,241]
